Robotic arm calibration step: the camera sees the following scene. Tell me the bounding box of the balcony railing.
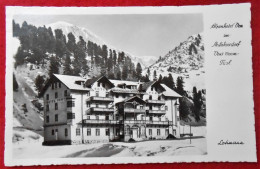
[146,120,172,125]
[148,110,166,114]
[87,107,114,114]
[83,119,121,124]
[86,96,114,102]
[124,120,146,125]
[124,108,146,114]
[146,99,165,104]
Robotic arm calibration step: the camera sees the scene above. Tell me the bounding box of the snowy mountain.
[145,33,205,91]
[47,21,145,68]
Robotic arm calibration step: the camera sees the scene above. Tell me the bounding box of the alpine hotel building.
[40,74,182,145]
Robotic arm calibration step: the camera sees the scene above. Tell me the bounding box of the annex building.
[40,74,182,145]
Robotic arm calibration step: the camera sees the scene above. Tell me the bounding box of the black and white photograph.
[11,12,206,158]
[5,4,256,166]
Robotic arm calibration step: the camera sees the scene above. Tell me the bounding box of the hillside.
[145,34,205,91]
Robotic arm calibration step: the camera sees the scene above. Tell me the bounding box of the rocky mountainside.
[145,33,205,91]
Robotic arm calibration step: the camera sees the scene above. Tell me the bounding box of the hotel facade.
[40,74,182,145]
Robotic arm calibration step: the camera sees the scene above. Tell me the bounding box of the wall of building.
[44,124,71,142]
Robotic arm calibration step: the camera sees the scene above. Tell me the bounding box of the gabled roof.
[141,81,156,91]
[39,74,91,97]
[85,76,114,88]
[115,95,146,105]
[109,87,146,94]
[109,79,140,86]
[161,84,182,98]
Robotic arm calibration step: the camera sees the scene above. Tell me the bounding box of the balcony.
[86,107,114,114]
[82,119,121,125]
[148,109,166,114]
[146,120,172,126]
[146,99,165,104]
[124,120,146,125]
[124,108,146,114]
[86,96,114,102]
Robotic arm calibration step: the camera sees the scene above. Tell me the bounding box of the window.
[67,101,75,107]
[86,102,90,107]
[105,128,109,136]
[140,105,143,109]
[96,115,99,120]
[87,116,90,120]
[46,115,49,123]
[105,115,109,120]
[149,129,152,135]
[151,87,153,91]
[76,128,81,136]
[126,126,130,135]
[149,116,153,121]
[52,129,54,135]
[87,128,91,136]
[55,83,57,88]
[65,128,68,137]
[165,106,168,111]
[59,82,61,88]
[96,103,99,108]
[46,94,49,100]
[102,83,105,87]
[149,95,152,100]
[52,83,54,89]
[158,96,161,100]
[159,117,161,121]
[67,113,75,119]
[149,105,152,110]
[96,129,100,136]
[116,94,119,98]
[115,114,119,120]
[98,82,100,87]
[141,115,144,120]
[96,91,99,97]
[55,114,58,122]
[55,103,58,110]
[157,129,160,136]
[64,90,67,97]
[46,104,49,112]
[116,128,120,136]
[55,92,58,98]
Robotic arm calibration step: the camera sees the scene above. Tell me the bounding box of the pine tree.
[67,32,76,53]
[167,73,175,90]
[35,75,45,92]
[113,50,117,65]
[136,63,142,80]
[63,54,72,75]
[179,98,190,120]
[153,70,157,80]
[176,76,185,96]
[116,69,122,80]
[49,56,59,77]
[147,68,150,79]
[122,64,128,80]
[13,73,19,91]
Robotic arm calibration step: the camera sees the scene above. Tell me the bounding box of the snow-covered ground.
[13,126,206,158]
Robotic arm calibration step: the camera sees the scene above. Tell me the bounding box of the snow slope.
[13,126,206,158]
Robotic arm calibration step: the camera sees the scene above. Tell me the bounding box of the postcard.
[4,3,256,166]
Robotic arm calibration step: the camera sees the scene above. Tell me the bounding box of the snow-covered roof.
[53,74,91,91]
[109,79,141,86]
[161,84,182,98]
[109,87,146,94]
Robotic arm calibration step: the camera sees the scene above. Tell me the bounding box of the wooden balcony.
[146,120,172,126]
[124,108,146,114]
[146,99,165,104]
[148,109,166,114]
[82,119,121,125]
[86,107,114,114]
[86,96,114,102]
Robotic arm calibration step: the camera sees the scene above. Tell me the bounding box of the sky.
[14,14,203,60]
